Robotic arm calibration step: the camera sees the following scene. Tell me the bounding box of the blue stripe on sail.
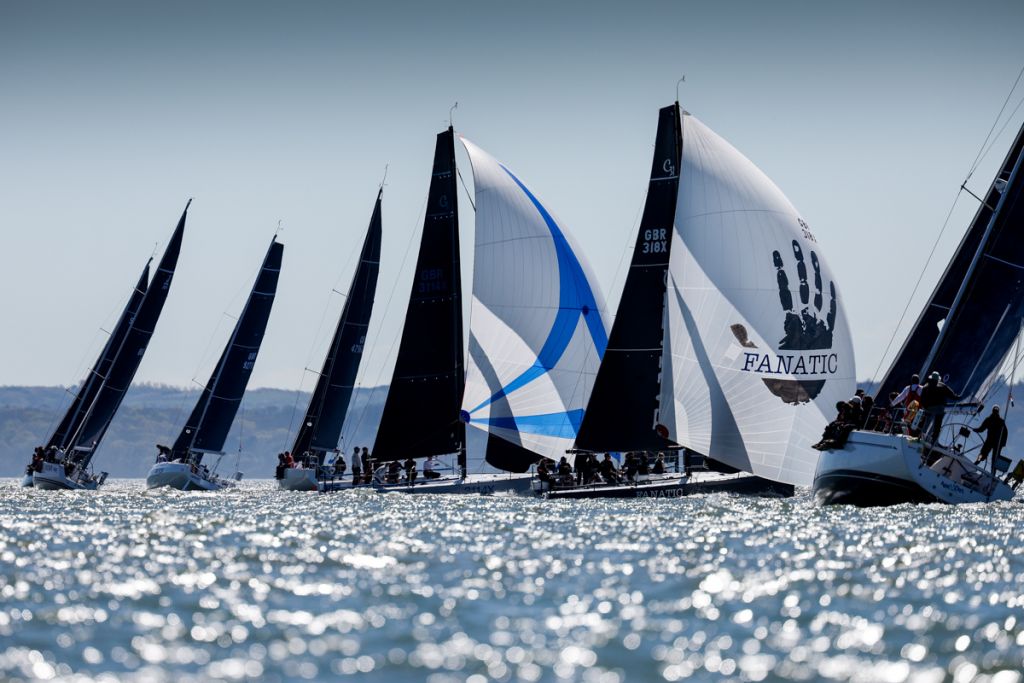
[476,410,584,439]
[468,165,607,423]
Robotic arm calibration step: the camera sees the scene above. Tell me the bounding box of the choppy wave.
[1,480,1022,682]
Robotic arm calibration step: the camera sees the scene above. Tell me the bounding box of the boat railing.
[911,407,1008,495]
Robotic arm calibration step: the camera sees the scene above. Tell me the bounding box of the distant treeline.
[2,382,1022,478]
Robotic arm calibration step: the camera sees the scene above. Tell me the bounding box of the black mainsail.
[172,237,284,463]
[372,128,465,462]
[67,202,188,464]
[574,104,682,453]
[47,264,149,452]
[291,190,382,463]
[879,119,1024,402]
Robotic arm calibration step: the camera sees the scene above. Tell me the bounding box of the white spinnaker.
[662,112,856,487]
[460,137,609,463]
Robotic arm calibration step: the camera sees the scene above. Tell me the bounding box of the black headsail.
[291,190,383,463]
[878,119,1024,402]
[48,263,149,451]
[172,237,284,464]
[572,104,683,454]
[372,128,465,462]
[67,202,189,463]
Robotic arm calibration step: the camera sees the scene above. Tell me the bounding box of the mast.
[878,119,1024,401]
[291,190,383,464]
[48,262,149,452]
[372,128,465,462]
[172,236,284,464]
[67,201,189,465]
[574,103,682,453]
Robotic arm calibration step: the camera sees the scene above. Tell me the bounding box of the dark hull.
[544,475,794,500]
[814,468,938,507]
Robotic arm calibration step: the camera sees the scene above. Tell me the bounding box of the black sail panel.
[485,432,539,473]
[49,263,149,451]
[879,121,1024,401]
[574,104,682,452]
[175,238,283,461]
[70,200,189,462]
[292,191,383,461]
[372,128,465,461]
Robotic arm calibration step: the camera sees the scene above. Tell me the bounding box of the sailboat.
[278,190,382,491]
[146,236,283,491]
[658,106,857,491]
[813,115,1024,506]
[27,202,188,490]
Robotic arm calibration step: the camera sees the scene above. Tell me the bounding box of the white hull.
[322,472,534,495]
[277,467,318,491]
[21,473,35,487]
[813,430,1014,506]
[33,462,100,490]
[146,462,237,491]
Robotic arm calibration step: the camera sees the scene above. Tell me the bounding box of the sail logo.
[438,194,449,209]
[662,158,676,176]
[730,236,837,405]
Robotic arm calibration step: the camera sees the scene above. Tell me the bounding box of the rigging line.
[605,192,646,323]
[457,165,476,211]
[974,93,1024,178]
[869,188,965,384]
[965,62,1024,182]
[348,193,431,441]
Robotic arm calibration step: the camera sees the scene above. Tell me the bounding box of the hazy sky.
[2,0,1023,393]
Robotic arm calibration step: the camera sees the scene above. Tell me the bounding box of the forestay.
[459,137,608,465]
[661,112,855,487]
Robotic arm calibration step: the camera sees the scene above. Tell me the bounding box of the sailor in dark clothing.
[536,458,552,485]
[599,454,620,484]
[622,452,638,482]
[973,406,1008,466]
[403,457,417,484]
[652,453,666,474]
[919,372,960,443]
[556,456,573,484]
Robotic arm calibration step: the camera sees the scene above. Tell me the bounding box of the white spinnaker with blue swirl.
[459,137,608,464]
[661,112,856,487]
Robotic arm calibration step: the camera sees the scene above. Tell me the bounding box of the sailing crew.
[556,457,573,484]
[283,451,295,468]
[919,372,960,443]
[973,406,1008,466]
[423,455,441,479]
[362,447,372,484]
[599,454,620,484]
[333,453,347,478]
[404,457,417,484]
[652,453,666,474]
[385,461,401,484]
[891,374,922,409]
[351,448,362,484]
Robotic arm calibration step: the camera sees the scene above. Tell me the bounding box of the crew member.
[919,372,960,443]
[973,405,1008,466]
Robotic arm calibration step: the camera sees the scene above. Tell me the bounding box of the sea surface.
[1,481,1022,683]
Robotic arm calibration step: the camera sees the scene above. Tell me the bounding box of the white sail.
[662,112,856,486]
[459,137,609,463]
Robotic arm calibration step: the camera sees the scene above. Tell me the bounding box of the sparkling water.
[2,481,1022,682]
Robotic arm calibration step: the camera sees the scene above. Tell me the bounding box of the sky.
[2,0,1023,393]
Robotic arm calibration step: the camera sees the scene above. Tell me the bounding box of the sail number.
[798,218,817,243]
[242,351,258,371]
[418,268,448,294]
[642,228,668,254]
[351,335,366,353]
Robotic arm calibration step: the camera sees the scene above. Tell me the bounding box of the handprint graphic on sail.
[731,237,838,405]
